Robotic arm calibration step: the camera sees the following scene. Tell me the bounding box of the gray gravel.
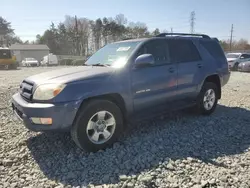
[1,67,250,188]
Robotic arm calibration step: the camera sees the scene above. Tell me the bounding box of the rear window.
[168,39,201,63]
[0,50,11,59]
[201,40,225,59]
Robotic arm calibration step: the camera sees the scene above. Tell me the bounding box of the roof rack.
[155,33,211,39]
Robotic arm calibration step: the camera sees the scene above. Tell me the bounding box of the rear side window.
[168,39,201,63]
[201,40,225,59]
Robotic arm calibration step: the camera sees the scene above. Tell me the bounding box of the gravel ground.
[1,67,250,188]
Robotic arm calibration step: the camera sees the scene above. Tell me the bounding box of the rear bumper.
[11,93,81,132]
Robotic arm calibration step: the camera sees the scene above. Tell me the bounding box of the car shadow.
[26,104,250,186]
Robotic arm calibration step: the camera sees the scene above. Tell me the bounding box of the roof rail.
[155,33,211,39]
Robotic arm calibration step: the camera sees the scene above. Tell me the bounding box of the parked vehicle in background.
[41,53,58,66]
[12,33,230,152]
[0,47,18,69]
[226,53,250,71]
[238,60,250,72]
[22,58,39,67]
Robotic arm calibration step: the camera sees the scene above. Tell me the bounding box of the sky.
[1,0,250,42]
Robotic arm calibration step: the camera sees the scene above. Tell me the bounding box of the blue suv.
[12,33,230,152]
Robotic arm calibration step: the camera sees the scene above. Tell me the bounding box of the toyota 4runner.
[12,33,230,152]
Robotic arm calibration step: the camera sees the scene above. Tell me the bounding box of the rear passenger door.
[168,39,203,102]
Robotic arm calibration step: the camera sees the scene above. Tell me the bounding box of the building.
[10,44,50,62]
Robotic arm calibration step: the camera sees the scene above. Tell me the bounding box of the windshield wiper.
[91,63,110,67]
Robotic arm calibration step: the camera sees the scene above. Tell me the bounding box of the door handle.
[197,63,202,68]
[169,67,175,73]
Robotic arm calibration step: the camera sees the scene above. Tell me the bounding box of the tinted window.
[137,40,170,65]
[201,40,225,59]
[0,50,11,59]
[240,54,250,59]
[169,39,201,63]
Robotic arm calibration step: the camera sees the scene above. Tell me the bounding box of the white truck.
[41,53,58,66]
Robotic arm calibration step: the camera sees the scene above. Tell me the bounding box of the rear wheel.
[71,100,124,152]
[195,82,218,115]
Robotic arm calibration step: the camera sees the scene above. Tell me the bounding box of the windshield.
[226,54,240,58]
[85,41,141,68]
[26,58,35,61]
[0,50,11,59]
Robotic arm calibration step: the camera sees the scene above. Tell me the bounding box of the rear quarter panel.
[196,40,229,92]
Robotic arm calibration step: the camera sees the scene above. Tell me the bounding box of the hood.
[25,66,113,85]
[226,58,237,62]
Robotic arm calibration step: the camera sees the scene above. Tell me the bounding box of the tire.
[233,62,239,71]
[196,82,218,115]
[71,99,124,152]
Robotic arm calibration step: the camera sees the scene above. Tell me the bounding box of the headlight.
[33,84,66,100]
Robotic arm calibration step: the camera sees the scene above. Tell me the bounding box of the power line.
[229,24,234,52]
[190,11,195,34]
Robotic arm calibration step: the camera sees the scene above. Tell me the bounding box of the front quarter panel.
[54,68,133,114]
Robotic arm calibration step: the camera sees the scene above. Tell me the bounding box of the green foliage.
[59,58,74,65]
[35,14,157,56]
[0,17,21,46]
[72,59,86,66]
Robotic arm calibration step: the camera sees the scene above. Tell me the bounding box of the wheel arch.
[75,93,127,122]
[202,74,221,99]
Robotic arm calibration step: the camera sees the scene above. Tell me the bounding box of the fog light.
[31,117,52,125]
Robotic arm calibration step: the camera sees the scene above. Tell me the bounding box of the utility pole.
[190,11,195,34]
[171,27,173,33]
[229,24,234,52]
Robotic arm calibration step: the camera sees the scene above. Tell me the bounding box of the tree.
[219,39,250,52]
[115,14,127,25]
[35,13,161,56]
[152,28,160,36]
[0,17,20,46]
[91,19,103,51]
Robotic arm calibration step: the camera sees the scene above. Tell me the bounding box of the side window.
[137,40,170,65]
[240,54,250,59]
[201,40,225,59]
[169,39,201,63]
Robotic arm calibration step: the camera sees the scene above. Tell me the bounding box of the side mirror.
[135,54,155,68]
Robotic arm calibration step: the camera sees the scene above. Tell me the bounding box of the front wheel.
[233,62,239,71]
[71,100,124,152]
[196,82,218,115]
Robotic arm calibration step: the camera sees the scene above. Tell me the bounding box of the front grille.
[20,80,34,101]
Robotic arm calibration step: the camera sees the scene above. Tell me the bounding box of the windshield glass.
[0,50,11,59]
[226,54,240,58]
[85,41,141,68]
[26,58,35,61]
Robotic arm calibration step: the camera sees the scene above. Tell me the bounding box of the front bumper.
[11,93,81,132]
[238,64,250,72]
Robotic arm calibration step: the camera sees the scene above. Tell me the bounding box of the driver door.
[131,39,178,114]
